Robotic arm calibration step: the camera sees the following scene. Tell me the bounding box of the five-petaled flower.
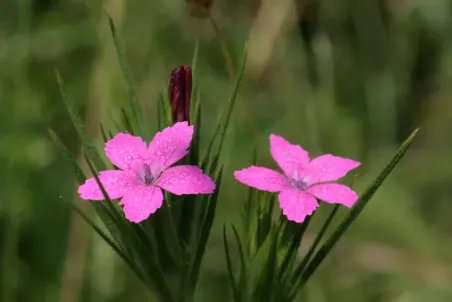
[234,134,360,223]
[78,122,215,223]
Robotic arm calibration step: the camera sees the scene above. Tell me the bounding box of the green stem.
[0,211,19,302]
[208,12,260,148]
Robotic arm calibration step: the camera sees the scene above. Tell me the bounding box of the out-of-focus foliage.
[1,0,452,301]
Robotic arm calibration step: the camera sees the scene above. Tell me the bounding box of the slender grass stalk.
[0,2,31,301]
[58,2,125,301]
[0,193,19,302]
[298,128,419,287]
[295,205,340,278]
[207,12,260,147]
[208,14,235,78]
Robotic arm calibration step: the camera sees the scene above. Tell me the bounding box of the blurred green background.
[2,0,452,301]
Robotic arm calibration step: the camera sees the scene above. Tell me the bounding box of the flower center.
[289,178,308,190]
[139,163,155,186]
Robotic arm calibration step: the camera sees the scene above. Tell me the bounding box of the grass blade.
[157,90,173,129]
[100,123,109,143]
[201,43,248,168]
[83,154,123,222]
[223,226,240,302]
[121,108,134,135]
[286,204,340,299]
[256,228,280,302]
[54,71,106,171]
[215,43,248,158]
[201,122,220,170]
[84,155,175,301]
[189,39,200,124]
[69,204,142,280]
[231,224,248,300]
[299,128,419,286]
[106,14,147,138]
[297,205,340,276]
[48,128,86,183]
[49,129,126,247]
[190,167,224,287]
[157,93,165,130]
[278,214,314,279]
[189,99,201,165]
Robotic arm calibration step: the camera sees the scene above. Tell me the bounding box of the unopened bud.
[186,0,213,19]
[169,65,192,124]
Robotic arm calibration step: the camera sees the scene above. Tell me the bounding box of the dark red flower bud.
[169,65,192,124]
[186,0,213,19]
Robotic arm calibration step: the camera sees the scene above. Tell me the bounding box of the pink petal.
[147,122,194,173]
[278,189,319,223]
[157,165,215,195]
[78,170,132,200]
[105,133,148,170]
[269,134,310,178]
[234,166,290,192]
[308,154,360,183]
[308,183,358,208]
[120,186,163,223]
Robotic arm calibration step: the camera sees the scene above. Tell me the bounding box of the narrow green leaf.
[243,185,256,242]
[154,200,183,266]
[263,194,275,234]
[215,43,248,157]
[297,205,339,277]
[231,224,248,301]
[54,71,106,171]
[84,155,154,258]
[121,108,134,135]
[189,39,200,124]
[107,14,147,138]
[157,91,173,129]
[256,192,274,248]
[162,88,173,127]
[83,154,123,223]
[200,120,220,170]
[178,195,196,248]
[69,204,146,284]
[48,129,124,249]
[256,226,281,302]
[196,196,210,232]
[48,128,86,183]
[108,111,121,135]
[299,128,419,286]
[190,167,224,287]
[248,223,275,298]
[85,155,175,301]
[210,153,222,176]
[285,205,340,299]
[137,218,160,252]
[278,213,314,279]
[85,155,155,258]
[189,100,201,165]
[157,93,164,131]
[223,226,241,302]
[201,43,248,168]
[247,190,264,256]
[100,123,109,143]
[242,148,258,253]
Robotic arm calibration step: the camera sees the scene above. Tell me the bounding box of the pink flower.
[78,122,215,223]
[234,134,360,223]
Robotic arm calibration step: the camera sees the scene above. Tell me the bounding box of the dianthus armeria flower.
[234,134,360,223]
[78,122,215,223]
